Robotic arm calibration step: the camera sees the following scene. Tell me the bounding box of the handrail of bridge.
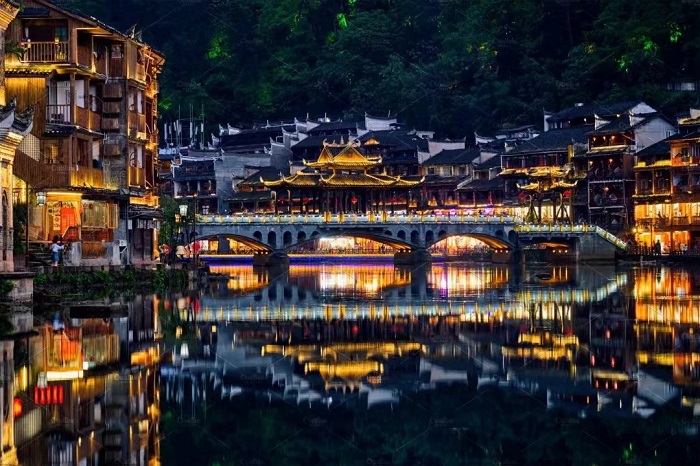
[197,212,525,225]
[196,213,626,250]
[514,223,627,250]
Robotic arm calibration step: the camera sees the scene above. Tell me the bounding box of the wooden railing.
[103,83,123,99]
[129,166,145,187]
[75,107,102,131]
[102,118,120,131]
[90,111,101,131]
[73,166,106,188]
[13,150,105,189]
[22,41,69,63]
[46,104,71,124]
[77,44,92,68]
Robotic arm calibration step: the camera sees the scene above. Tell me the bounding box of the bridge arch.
[427,232,513,250]
[268,231,277,248]
[284,231,413,252]
[398,230,406,241]
[196,233,272,252]
[283,231,293,246]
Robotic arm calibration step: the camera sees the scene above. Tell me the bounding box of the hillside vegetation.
[67,0,700,137]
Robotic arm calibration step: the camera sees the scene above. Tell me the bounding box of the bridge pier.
[252,250,290,268]
[394,249,431,265]
[575,235,618,262]
[217,235,231,254]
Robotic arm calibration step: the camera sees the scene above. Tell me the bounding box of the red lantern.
[302,197,310,203]
[563,190,572,197]
[351,197,358,205]
[13,398,22,417]
[518,192,526,199]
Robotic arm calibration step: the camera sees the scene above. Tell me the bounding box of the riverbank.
[32,267,190,315]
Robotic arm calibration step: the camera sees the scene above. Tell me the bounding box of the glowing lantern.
[13,398,22,417]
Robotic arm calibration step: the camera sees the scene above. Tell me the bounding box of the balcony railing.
[129,166,145,187]
[46,104,70,124]
[672,156,700,166]
[22,41,69,63]
[74,106,102,131]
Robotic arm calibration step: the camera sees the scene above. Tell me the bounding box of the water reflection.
[156,263,699,465]
[12,297,160,466]
[13,264,700,465]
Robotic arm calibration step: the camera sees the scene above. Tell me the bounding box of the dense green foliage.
[64,0,700,136]
[34,268,189,300]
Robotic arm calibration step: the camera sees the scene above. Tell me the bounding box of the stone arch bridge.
[193,213,627,264]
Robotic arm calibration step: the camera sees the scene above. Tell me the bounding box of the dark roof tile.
[506,126,589,155]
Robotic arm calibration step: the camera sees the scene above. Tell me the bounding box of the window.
[111,44,123,58]
[137,90,144,113]
[75,80,86,108]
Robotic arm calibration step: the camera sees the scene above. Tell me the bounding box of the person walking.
[50,236,65,267]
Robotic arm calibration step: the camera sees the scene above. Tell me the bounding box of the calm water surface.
[152,262,700,466]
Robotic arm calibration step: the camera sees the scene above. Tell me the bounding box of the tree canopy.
[66,0,700,137]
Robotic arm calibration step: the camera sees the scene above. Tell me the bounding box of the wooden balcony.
[46,104,70,124]
[104,144,122,157]
[102,118,120,131]
[672,156,700,167]
[77,44,92,68]
[22,41,69,63]
[129,166,145,187]
[13,150,105,189]
[75,107,102,132]
[103,83,123,99]
[103,102,121,114]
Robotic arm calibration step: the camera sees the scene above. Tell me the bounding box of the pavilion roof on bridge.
[303,140,382,170]
[264,140,423,189]
[263,170,423,188]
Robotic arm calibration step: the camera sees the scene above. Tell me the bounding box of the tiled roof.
[227,191,273,202]
[357,130,428,151]
[546,101,642,123]
[292,134,346,149]
[457,178,504,191]
[473,156,501,170]
[306,121,357,134]
[506,126,589,155]
[588,113,671,136]
[635,139,671,157]
[423,148,481,166]
[220,126,294,148]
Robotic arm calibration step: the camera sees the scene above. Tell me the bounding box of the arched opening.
[288,233,409,255]
[253,231,262,242]
[283,231,293,246]
[297,231,307,242]
[426,231,434,244]
[267,231,277,248]
[428,234,510,259]
[411,230,420,244]
[383,230,392,236]
[397,230,406,241]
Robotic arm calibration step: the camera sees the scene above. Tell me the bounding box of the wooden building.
[5,0,164,265]
[263,140,423,214]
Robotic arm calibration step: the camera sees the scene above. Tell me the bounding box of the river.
[14,262,700,465]
[154,262,700,466]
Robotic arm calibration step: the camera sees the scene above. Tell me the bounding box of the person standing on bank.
[51,236,65,267]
